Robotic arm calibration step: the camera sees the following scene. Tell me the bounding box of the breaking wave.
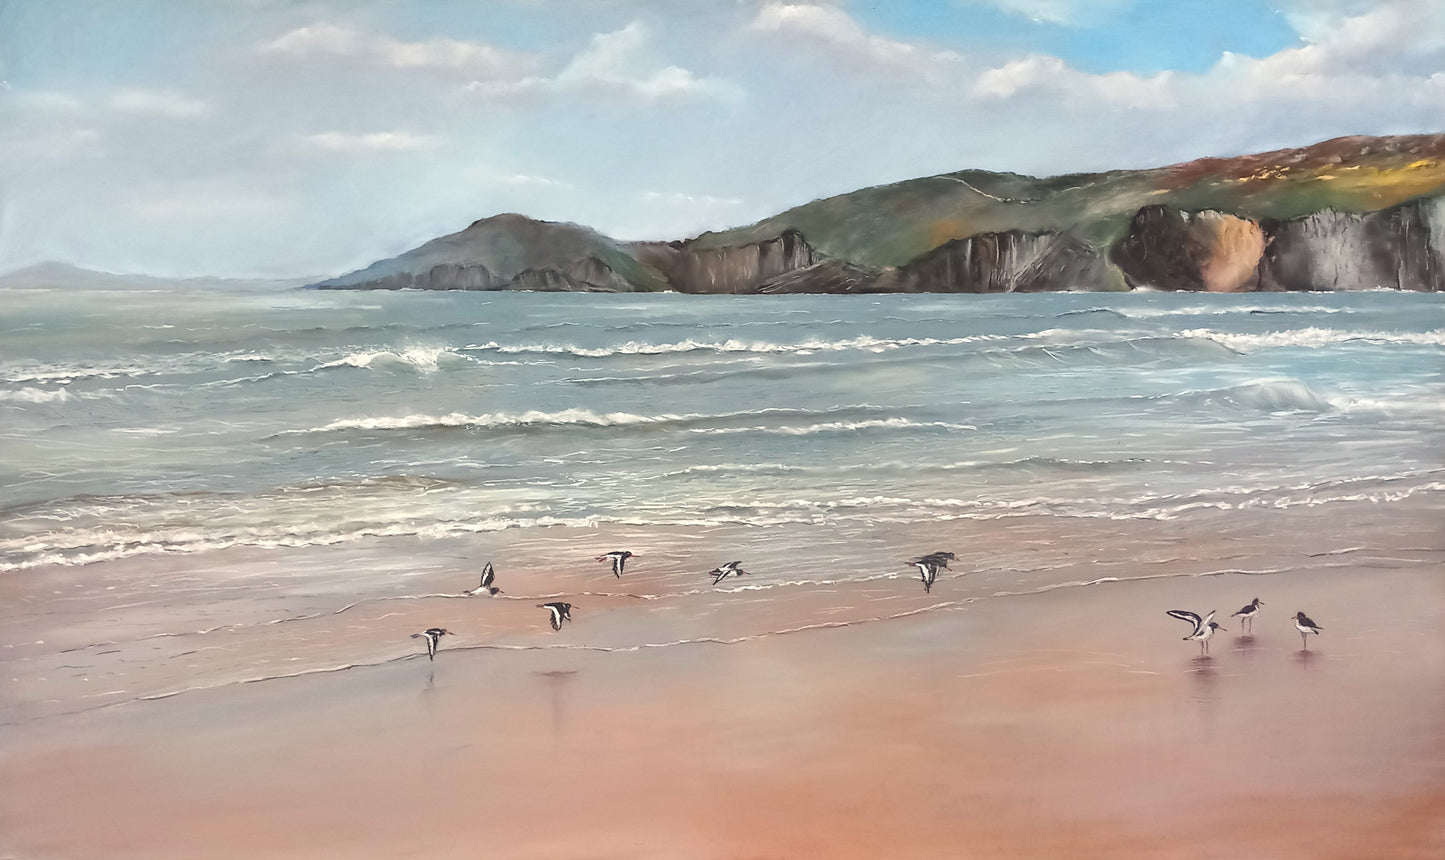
[1180,327,1445,352]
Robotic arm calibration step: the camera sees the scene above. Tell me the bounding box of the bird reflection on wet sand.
[538,670,578,745]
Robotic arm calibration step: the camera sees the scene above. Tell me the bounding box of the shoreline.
[3,500,1443,858]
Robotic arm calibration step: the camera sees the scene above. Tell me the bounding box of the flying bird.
[539,601,573,631]
[1230,597,1263,632]
[463,561,502,596]
[596,550,635,578]
[1166,609,1225,654]
[708,560,748,586]
[1293,611,1323,649]
[411,627,452,661]
[911,551,956,570]
[910,559,940,594]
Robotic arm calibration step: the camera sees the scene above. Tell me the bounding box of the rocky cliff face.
[1112,197,1443,292]
[1258,201,1441,291]
[326,263,499,291]
[632,229,817,294]
[1109,208,1264,292]
[888,231,1112,293]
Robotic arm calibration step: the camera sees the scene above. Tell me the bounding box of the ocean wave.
[0,387,71,403]
[1180,327,1445,352]
[698,417,976,436]
[1115,304,1356,319]
[1198,378,1333,413]
[280,405,903,436]
[4,475,1439,572]
[462,332,1022,359]
[656,456,1162,480]
[0,512,603,573]
[314,346,465,373]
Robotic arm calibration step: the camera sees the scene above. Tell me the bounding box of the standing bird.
[1230,597,1264,633]
[463,561,502,597]
[539,601,573,631]
[1166,609,1225,654]
[1293,611,1323,649]
[411,627,452,661]
[596,550,635,578]
[911,559,940,594]
[708,560,748,586]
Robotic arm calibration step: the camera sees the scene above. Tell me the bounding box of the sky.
[1,0,1442,278]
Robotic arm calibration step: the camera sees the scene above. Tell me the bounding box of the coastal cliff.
[631,229,817,294]
[307,134,1445,294]
[1112,198,1444,292]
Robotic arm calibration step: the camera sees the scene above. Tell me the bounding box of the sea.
[2,285,1443,719]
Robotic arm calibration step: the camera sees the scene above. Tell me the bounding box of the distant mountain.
[311,213,669,292]
[0,261,311,290]
[314,134,1445,294]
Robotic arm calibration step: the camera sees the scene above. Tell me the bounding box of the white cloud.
[970,0,1135,26]
[751,3,962,76]
[972,1,1445,115]
[260,22,534,77]
[974,54,1176,107]
[466,22,735,104]
[496,173,575,189]
[108,88,212,119]
[291,131,435,154]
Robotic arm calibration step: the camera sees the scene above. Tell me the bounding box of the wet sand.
[3,505,1445,859]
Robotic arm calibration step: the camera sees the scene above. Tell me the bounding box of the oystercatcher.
[708,560,748,586]
[1293,611,1322,649]
[463,561,502,597]
[539,602,573,631]
[1230,597,1263,632]
[596,550,635,578]
[1166,609,1225,654]
[411,627,452,661]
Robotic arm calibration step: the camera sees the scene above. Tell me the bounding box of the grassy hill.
[693,134,1445,269]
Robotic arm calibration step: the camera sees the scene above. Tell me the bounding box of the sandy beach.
[3,499,1443,859]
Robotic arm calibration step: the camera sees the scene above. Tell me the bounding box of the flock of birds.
[411,549,1326,662]
[1167,599,1325,654]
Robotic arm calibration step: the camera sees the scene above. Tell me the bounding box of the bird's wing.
[1165,609,1203,630]
[480,562,495,588]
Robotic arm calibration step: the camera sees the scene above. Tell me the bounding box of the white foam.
[316,346,461,372]
[464,332,1024,359]
[0,387,70,403]
[1180,327,1445,352]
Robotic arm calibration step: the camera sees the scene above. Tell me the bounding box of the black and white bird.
[463,561,502,597]
[538,601,573,631]
[411,627,452,661]
[911,559,940,594]
[596,550,635,578]
[707,560,748,586]
[1230,597,1264,632]
[1293,611,1323,649]
[911,551,956,570]
[1166,609,1225,654]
